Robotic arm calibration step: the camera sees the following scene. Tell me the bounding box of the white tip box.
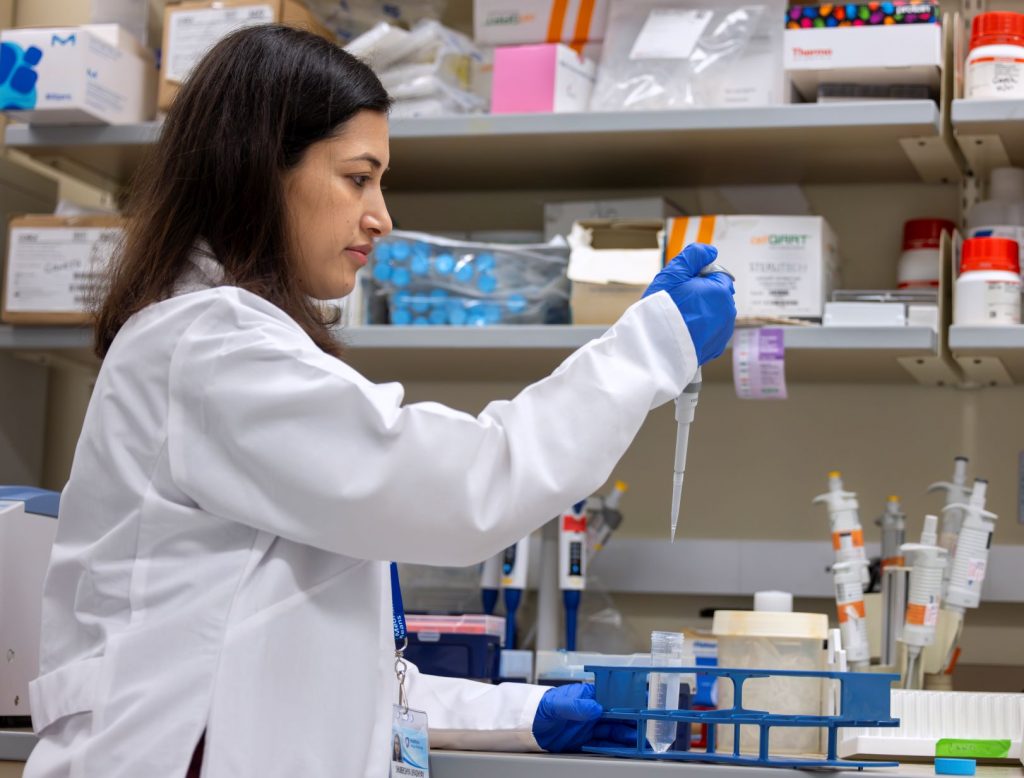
[0,24,155,124]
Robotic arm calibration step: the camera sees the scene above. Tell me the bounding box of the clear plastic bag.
[369,230,570,325]
[589,0,771,111]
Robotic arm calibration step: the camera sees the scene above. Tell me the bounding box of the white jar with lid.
[965,11,1024,100]
[954,237,1022,325]
[897,218,956,289]
[712,609,827,755]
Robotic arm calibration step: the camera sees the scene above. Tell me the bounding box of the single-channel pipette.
[670,263,734,542]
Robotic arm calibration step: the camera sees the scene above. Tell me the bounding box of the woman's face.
[284,110,393,300]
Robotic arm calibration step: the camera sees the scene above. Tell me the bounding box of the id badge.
[390,705,430,778]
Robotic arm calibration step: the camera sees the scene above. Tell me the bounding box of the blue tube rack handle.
[582,665,900,770]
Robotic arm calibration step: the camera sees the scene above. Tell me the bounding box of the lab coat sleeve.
[167,288,697,564]
[404,663,548,752]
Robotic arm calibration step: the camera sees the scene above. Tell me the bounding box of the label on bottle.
[983,280,1021,323]
[966,56,1024,99]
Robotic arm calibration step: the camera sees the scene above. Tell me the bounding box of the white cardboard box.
[0,24,155,124]
[567,219,664,325]
[546,197,682,241]
[784,24,942,102]
[665,215,839,319]
[474,0,610,46]
[2,215,125,324]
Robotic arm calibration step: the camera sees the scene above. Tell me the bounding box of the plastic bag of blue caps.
[370,230,570,326]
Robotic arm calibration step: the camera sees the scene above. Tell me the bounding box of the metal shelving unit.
[951,98,1024,177]
[949,324,1024,386]
[5,101,960,191]
[0,324,940,384]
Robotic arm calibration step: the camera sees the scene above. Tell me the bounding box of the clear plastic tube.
[647,631,685,753]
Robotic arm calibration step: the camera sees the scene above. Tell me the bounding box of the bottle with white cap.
[966,166,1024,273]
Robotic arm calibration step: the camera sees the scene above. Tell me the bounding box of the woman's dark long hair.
[94,24,391,359]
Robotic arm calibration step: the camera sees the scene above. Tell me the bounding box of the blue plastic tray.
[582,665,900,770]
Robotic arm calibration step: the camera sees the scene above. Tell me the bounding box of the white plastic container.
[954,237,1022,325]
[965,12,1024,100]
[966,167,1024,273]
[897,219,956,289]
[840,689,1024,762]
[712,610,828,756]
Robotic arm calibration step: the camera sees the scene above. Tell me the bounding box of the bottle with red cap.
[897,218,956,289]
[954,237,1021,325]
[965,11,1024,99]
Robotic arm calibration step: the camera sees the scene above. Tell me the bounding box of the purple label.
[733,328,788,400]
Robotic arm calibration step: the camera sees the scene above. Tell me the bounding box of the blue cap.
[454,263,475,283]
[428,307,448,325]
[448,303,468,326]
[410,296,430,314]
[391,267,411,288]
[391,307,412,325]
[374,243,393,262]
[475,252,496,272]
[410,254,430,275]
[372,262,392,282]
[477,273,498,294]
[434,253,456,275]
[390,241,411,261]
[412,241,430,260]
[936,759,976,776]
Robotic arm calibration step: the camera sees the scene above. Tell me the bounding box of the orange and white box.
[664,215,840,320]
[474,0,609,46]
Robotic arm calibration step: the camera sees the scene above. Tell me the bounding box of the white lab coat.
[25,254,698,777]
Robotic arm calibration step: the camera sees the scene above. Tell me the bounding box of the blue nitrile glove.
[643,243,737,365]
[532,683,638,753]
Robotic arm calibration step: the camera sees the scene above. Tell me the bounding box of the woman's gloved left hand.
[531,683,638,753]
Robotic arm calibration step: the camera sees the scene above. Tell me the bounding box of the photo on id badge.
[390,706,430,778]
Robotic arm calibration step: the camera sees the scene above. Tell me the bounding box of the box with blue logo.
[0,24,155,124]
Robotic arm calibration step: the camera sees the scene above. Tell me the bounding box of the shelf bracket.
[899,134,963,184]
[953,355,1014,388]
[897,354,963,387]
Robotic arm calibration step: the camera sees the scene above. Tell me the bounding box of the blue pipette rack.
[582,665,900,770]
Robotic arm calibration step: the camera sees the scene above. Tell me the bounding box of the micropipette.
[670,263,734,542]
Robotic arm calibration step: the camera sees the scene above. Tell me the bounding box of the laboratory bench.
[3,732,1023,777]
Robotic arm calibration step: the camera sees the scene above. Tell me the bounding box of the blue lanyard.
[390,562,407,646]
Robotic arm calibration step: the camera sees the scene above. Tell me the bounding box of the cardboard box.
[2,215,125,325]
[567,219,664,325]
[665,215,839,319]
[159,0,334,111]
[545,196,682,241]
[474,0,609,46]
[492,44,595,114]
[0,25,155,124]
[784,23,942,101]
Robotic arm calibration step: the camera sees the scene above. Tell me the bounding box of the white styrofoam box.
[474,0,610,46]
[841,689,1024,762]
[545,196,682,241]
[908,303,940,331]
[784,24,942,102]
[824,302,907,327]
[0,24,155,124]
[665,215,840,319]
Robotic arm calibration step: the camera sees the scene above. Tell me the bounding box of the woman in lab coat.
[24,25,735,778]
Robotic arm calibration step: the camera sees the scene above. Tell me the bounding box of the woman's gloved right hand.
[642,242,736,365]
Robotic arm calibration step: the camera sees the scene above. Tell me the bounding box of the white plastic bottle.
[965,12,1024,100]
[897,219,956,289]
[966,167,1024,273]
[954,237,1022,325]
[647,631,684,753]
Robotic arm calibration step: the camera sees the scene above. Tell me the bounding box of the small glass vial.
[647,631,685,753]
